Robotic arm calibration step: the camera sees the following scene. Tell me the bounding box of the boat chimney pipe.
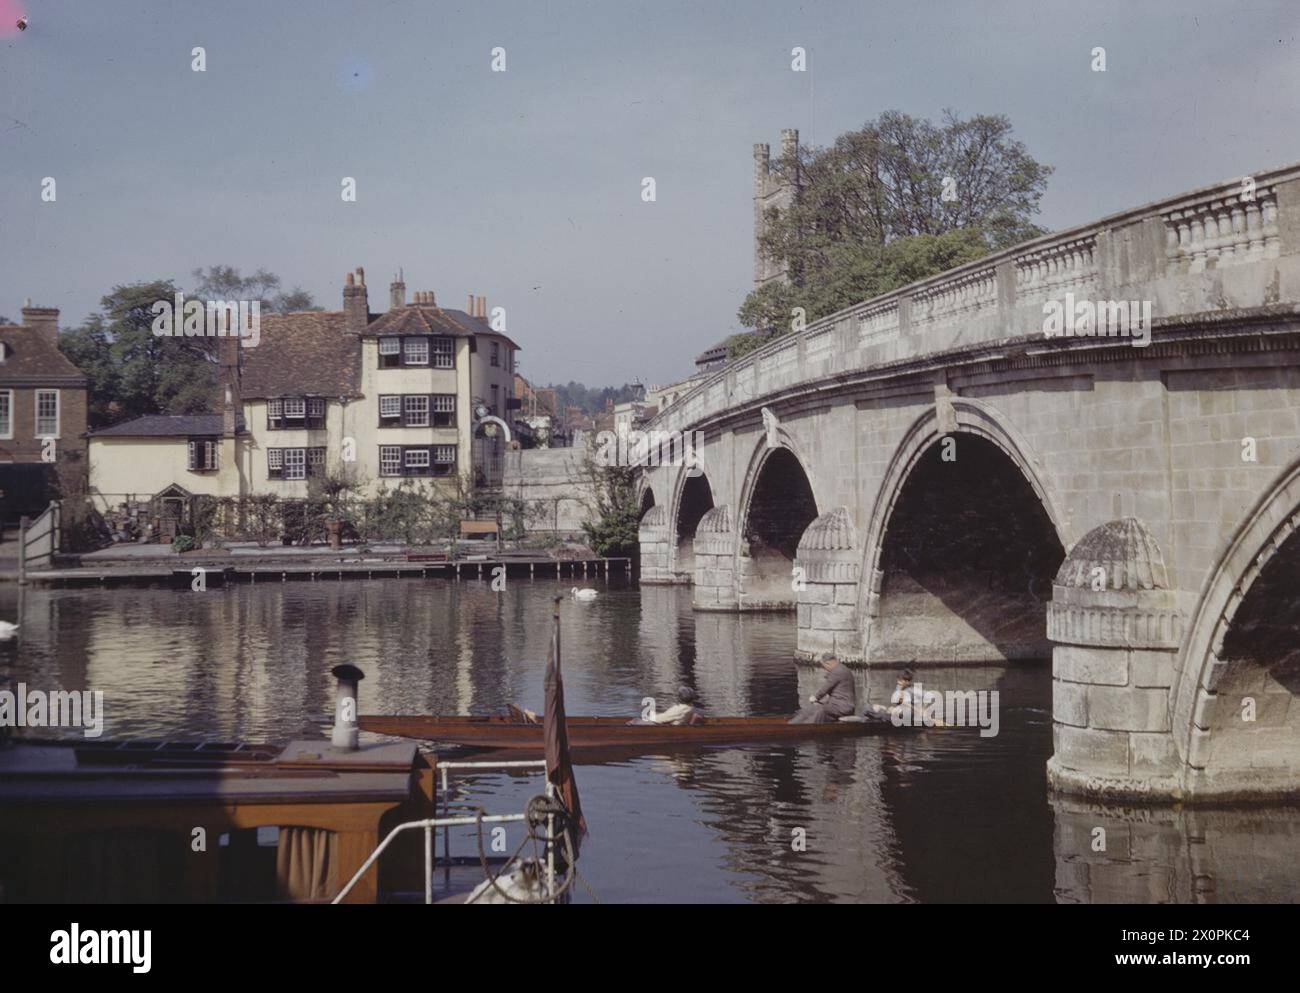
[331,663,365,750]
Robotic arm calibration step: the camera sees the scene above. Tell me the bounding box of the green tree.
[60,280,217,427]
[734,110,1051,356]
[576,455,640,558]
[191,264,320,313]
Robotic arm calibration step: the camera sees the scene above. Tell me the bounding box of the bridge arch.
[638,482,657,518]
[668,463,715,582]
[735,427,820,610]
[1174,453,1300,799]
[858,397,1072,662]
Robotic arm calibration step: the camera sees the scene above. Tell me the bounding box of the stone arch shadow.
[1173,452,1300,800]
[666,456,716,583]
[856,397,1075,663]
[732,422,821,610]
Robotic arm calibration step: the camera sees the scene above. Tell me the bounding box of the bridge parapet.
[648,162,1300,438]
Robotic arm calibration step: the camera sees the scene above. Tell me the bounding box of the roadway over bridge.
[637,164,1300,803]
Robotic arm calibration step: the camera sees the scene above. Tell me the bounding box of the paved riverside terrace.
[636,164,1300,803]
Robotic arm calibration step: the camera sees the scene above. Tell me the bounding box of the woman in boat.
[788,654,856,724]
[629,686,701,726]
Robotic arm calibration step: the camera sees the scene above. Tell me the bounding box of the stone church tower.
[753,129,803,290]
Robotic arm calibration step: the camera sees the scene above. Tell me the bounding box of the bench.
[459,521,499,539]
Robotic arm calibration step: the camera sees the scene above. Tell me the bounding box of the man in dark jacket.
[788,653,857,724]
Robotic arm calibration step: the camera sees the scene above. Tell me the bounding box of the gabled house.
[87,269,522,523]
[0,306,89,526]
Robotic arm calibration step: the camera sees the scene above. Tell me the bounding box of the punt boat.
[358,712,935,753]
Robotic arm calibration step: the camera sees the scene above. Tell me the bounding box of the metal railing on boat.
[332,757,558,905]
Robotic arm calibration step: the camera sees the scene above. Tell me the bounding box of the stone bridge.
[637,164,1300,804]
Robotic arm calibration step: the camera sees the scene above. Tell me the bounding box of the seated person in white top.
[629,686,700,726]
[867,669,942,725]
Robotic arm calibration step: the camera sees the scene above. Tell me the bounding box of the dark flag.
[543,596,587,855]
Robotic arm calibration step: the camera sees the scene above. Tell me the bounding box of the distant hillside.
[543,381,643,417]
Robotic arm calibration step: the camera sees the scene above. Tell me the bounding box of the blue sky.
[2,0,1298,386]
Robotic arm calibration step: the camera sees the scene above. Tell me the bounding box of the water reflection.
[0,580,1293,903]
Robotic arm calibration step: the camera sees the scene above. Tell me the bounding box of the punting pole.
[547,596,560,901]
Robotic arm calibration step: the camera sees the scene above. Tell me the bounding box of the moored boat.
[358,712,929,752]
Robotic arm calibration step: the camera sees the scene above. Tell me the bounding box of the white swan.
[0,620,18,640]
[570,587,597,601]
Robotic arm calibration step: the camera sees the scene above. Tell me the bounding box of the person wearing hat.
[630,685,701,726]
[788,653,856,724]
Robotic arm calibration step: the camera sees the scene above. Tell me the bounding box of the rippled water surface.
[2,578,1294,903]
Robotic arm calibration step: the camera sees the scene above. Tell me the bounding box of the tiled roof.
[367,304,524,354]
[90,413,242,437]
[204,301,525,401]
[0,327,89,387]
[241,311,362,399]
[366,304,477,338]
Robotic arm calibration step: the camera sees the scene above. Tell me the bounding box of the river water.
[2,577,1295,903]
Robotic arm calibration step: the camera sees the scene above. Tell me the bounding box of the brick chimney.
[343,268,369,332]
[22,305,59,350]
[389,271,406,310]
[219,335,241,439]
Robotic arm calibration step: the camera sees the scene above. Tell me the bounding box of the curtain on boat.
[275,827,337,902]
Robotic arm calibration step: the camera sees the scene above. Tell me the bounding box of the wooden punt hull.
[359,713,910,752]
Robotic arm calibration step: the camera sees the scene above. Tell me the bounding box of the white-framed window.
[403,337,429,366]
[306,397,327,427]
[432,337,454,368]
[267,448,284,477]
[35,390,59,438]
[267,397,283,430]
[403,394,430,427]
[379,446,402,476]
[434,445,456,464]
[282,397,306,421]
[379,395,401,427]
[432,393,455,426]
[308,447,326,472]
[404,448,431,470]
[282,447,306,480]
[188,438,218,471]
[0,390,11,439]
[378,337,402,368]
